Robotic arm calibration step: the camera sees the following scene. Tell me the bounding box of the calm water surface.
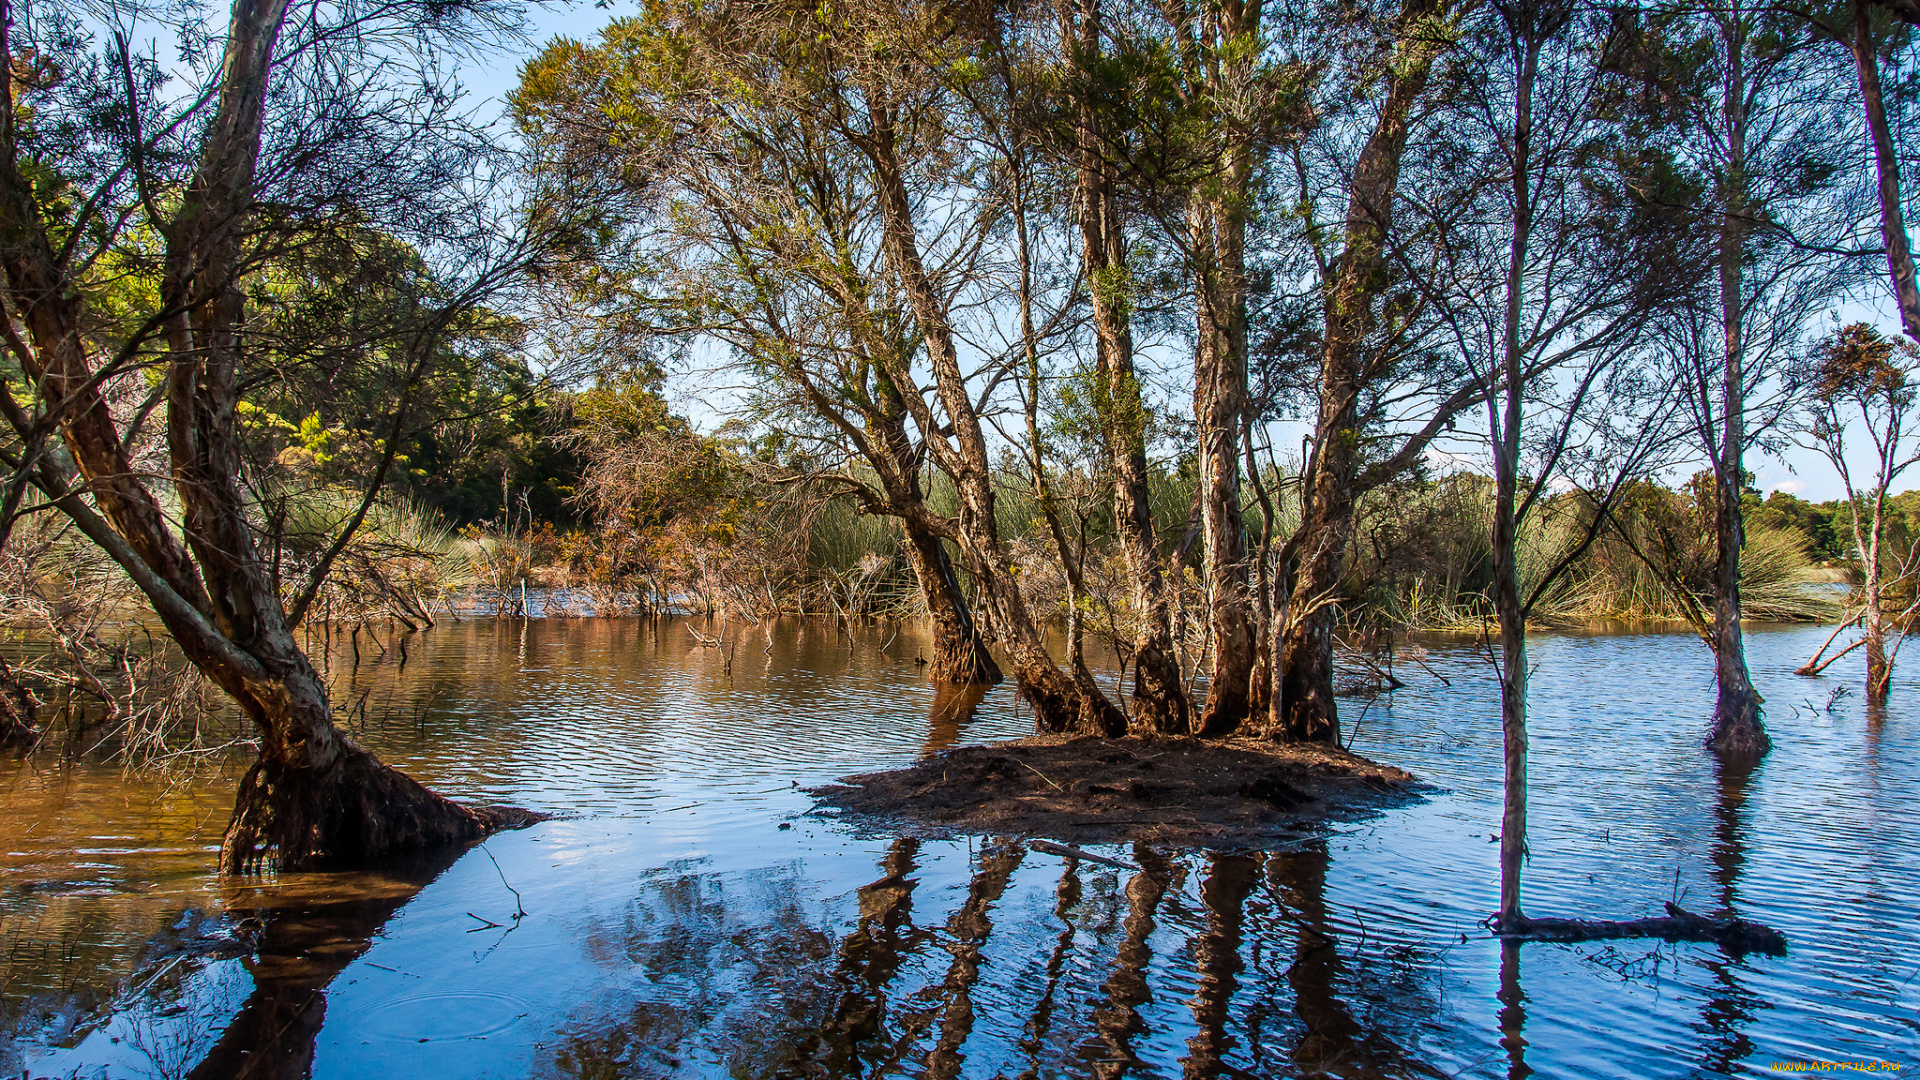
[0,617,1914,1078]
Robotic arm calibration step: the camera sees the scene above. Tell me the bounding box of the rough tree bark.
[900,520,1002,685]
[0,0,524,871]
[1177,0,1262,736]
[855,94,1125,736]
[1705,7,1769,756]
[1070,0,1192,736]
[1274,0,1444,744]
[1852,0,1920,344]
[873,376,1002,686]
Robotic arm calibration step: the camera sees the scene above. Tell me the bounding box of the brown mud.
[809,735,1423,849]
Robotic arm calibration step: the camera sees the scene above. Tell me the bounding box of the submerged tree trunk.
[1864,509,1892,702]
[1070,0,1191,736]
[900,518,1001,686]
[1707,496,1767,751]
[1275,0,1443,744]
[1492,518,1531,929]
[1705,16,1769,757]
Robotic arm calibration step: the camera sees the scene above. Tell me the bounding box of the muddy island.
[809,735,1423,849]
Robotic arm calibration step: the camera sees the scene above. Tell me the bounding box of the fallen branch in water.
[1027,839,1134,870]
[1490,902,1786,955]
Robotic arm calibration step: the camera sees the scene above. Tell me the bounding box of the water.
[1,616,1914,1078]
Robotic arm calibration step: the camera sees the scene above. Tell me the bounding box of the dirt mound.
[808,735,1423,849]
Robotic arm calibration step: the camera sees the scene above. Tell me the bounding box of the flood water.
[1,616,1914,1078]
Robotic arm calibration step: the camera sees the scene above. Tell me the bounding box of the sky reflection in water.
[1,616,1915,1078]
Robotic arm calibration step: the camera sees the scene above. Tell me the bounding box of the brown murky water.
[1,616,1914,1078]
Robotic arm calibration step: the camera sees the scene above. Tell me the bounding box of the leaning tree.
[0,0,545,870]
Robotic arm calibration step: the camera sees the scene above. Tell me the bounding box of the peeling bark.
[1068,0,1191,736]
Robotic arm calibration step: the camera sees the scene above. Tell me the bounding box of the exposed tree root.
[1023,665,1127,738]
[220,740,543,874]
[1490,902,1786,956]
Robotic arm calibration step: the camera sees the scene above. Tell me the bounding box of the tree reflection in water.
[1184,854,1257,1077]
[1692,753,1763,1074]
[1496,939,1529,1080]
[798,838,931,1074]
[1084,846,1174,1079]
[1265,843,1443,1080]
[186,848,466,1080]
[140,679,1453,1080]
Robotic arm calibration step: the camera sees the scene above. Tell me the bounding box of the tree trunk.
[1705,11,1768,758]
[220,683,505,873]
[1190,154,1258,737]
[1493,525,1530,929]
[1491,25,1541,932]
[1070,0,1192,736]
[1852,0,1920,342]
[0,0,521,874]
[1274,0,1443,744]
[1865,522,1891,702]
[900,519,1001,686]
[857,94,1123,736]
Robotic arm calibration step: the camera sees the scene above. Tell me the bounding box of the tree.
[1270,0,1469,744]
[1426,0,1697,928]
[1800,323,1920,704]
[518,0,1123,726]
[0,0,541,869]
[1055,0,1195,733]
[1611,0,1855,757]
[516,17,1005,684]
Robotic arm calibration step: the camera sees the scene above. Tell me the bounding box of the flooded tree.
[1272,0,1468,745]
[1610,3,1855,758]
[0,0,543,869]
[1799,323,1920,704]
[1430,0,1701,932]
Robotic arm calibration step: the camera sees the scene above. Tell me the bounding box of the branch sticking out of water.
[480,843,527,920]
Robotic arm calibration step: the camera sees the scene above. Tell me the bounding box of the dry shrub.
[0,516,232,765]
